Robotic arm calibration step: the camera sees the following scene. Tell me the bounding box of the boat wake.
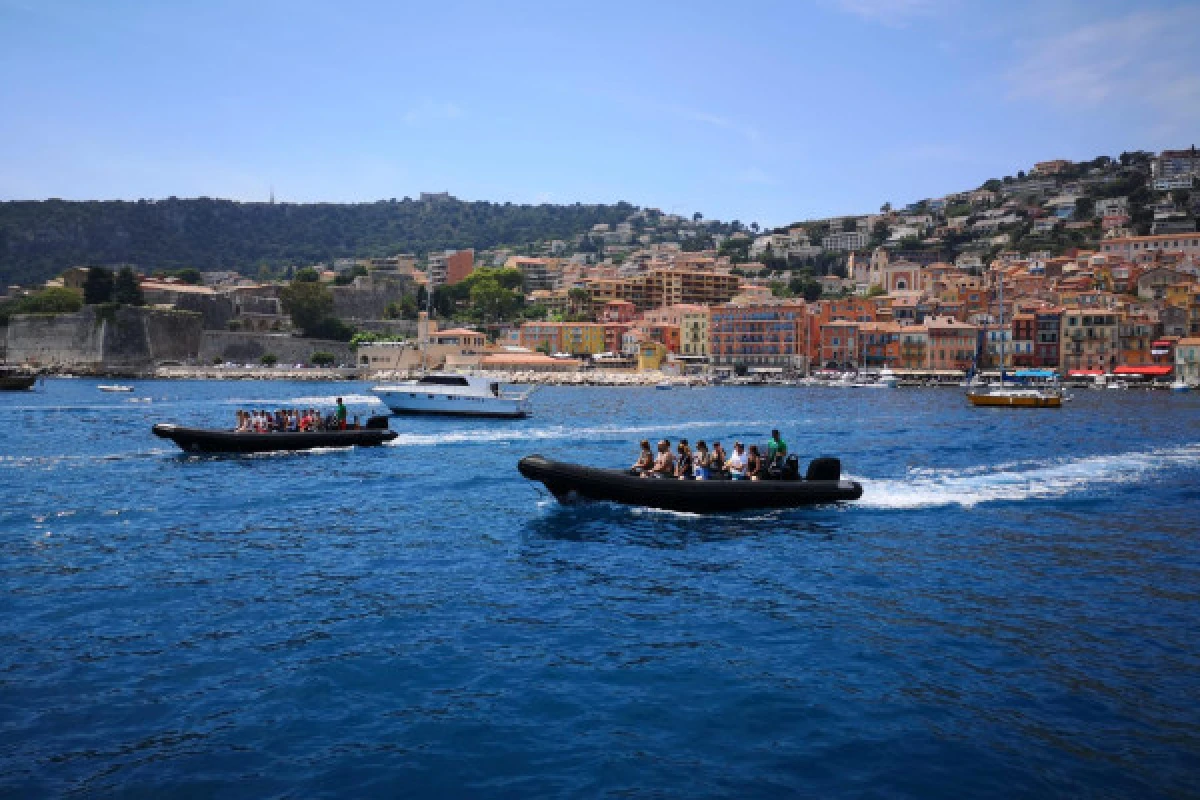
[383,419,777,448]
[852,442,1200,509]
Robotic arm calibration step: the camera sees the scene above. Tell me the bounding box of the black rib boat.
[153,418,397,454]
[518,454,863,513]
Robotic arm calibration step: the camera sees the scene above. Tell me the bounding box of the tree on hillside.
[173,268,202,284]
[469,276,520,323]
[0,287,83,325]
[281,279,334,336]
[294,267,320,283]
[82,267,114,304]
[114,267,144,305]
[1074,197,1095,221]
[880,202,892,213]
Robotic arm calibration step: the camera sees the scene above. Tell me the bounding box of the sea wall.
[198,331,355,366]
[4,306,203,370]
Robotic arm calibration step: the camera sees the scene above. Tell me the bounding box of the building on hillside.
[1100,233,1200,259]
[678,306,710,359]
[586,269,740,311]
[599,300,636,324]
[1032,159,1072,176]
[897,326,929,369]
[819,320,860,368]
[927,316,978,371]
[1060,309,1120,373]
[517,322,605,356]
[1152,148,1200,181]
[822,230,868,251]
[505,257,561,292]
[1033,308,1063,368]
[1176,337,1200,385]
[858,322,902,368]
[709,300,807,373]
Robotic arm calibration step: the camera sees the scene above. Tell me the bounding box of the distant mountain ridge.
[0,197,638,286]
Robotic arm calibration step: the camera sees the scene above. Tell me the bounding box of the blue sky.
[1,0,1197,226]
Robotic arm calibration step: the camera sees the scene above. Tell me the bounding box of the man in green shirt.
[335,397,348,430]
[767,429,788,469]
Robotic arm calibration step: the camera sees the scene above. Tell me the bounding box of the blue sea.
[2,379,1199,797]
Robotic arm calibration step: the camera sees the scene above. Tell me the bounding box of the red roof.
[1113,365,1173,376]
[1067,369,1105,376]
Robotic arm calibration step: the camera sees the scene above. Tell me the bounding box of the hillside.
[0,197,637,286]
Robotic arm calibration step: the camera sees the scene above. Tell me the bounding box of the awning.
[747,367,785,374]
[1015,369,1057,378]
[1113,365,1173,376]
[1067,369,1105,376]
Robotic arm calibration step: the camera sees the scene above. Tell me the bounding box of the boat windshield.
[416,375,470,386]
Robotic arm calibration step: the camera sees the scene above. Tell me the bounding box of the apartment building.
[518,322,605,355]
[1060,309,1120,372]
[1152,148,1200,181]
[822,230,868,252]
[709,300,807,371]
[586,269,741,311]
[1099,234,1200,259]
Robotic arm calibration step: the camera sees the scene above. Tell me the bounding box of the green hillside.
[0,197,638,286]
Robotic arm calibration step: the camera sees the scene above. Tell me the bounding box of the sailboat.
[967,274,1062,408]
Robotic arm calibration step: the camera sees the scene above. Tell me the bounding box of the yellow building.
[679,305,710,358]
[518,322,606,355]
[637,340,667,371]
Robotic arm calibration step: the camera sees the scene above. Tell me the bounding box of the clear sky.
[1,0,1197,226]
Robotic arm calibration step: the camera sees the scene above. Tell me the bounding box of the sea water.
[1,380,1198,797]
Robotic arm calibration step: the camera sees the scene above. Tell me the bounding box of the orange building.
[445,249,475,285]
[926,316,977,371]
[709,300,807,371]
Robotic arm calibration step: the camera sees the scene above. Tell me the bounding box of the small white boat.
[1170,380,1190,393]
[372,373,533,418]
[655,382,673,391]
[878,368,898,388]
[98,384,134,393]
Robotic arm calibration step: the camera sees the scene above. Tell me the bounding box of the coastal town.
[3,149,1200,387]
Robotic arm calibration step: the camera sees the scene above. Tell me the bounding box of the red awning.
[1113,365,1173,376]
[1067,369,1105,376]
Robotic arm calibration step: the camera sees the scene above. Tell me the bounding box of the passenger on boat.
[693,441,710,480]
[335,398,348,431]
[710,441,728,478]
[675,439,693,479]
[746,445,765,480]
[644,440,675,478]
[726,442,748,480]
[767,430,788,470]
[631,440,654,474]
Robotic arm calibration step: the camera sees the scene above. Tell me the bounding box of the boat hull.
[153,424,398,453]
[967,393,1062,408]
[373,389,530,418]
[0,375,37,391]
[518,455,862,513]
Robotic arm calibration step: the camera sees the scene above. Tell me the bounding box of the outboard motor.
[805,457,842,482]
[782,454,800,481]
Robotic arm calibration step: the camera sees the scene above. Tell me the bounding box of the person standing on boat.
[710,441,728,478]
[675,440,694,479]
[335,398,348,431]
[767,430,788,469]
[693,441,711,480]
[726,442,748,480]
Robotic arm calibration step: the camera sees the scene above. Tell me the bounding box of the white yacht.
[372,374,533,418]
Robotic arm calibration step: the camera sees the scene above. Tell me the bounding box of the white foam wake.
[384,419,775,448]
[852,442,1200,510]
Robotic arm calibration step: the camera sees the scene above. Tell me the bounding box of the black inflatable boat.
[518,454,863,512]
[153,417,397,454]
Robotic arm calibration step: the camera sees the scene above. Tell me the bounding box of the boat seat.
[805,457,841,482]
